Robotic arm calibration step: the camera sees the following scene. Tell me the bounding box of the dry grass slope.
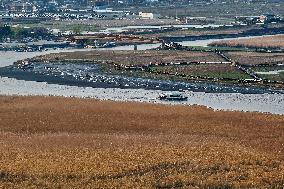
[226,52,284,65]
[33,50,224,65]
[0,96,284,188]
[210,35,284,49]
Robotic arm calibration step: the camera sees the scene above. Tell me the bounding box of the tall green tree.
[0,26,13,40]
[72,25,82,35]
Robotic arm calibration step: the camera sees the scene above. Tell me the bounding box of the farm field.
[30,50,254,83]
[132,2,284,19]
[258,72,284,82]
[0,96,284,188]
[210,35,284,49]
[225,52,284,66]
[22,19,180,31]
[29,50,284,84]
[139,23,284,38]
[224,51,284,82]
[32,50,224,65]
[139,27,249,38]
[151,64,251,80]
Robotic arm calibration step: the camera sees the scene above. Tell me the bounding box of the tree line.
[0,25,51,41]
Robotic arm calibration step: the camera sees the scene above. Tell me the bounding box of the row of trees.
[0,25,51,41]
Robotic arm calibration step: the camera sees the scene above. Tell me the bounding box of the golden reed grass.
[210,34,284,49]
[0,96,283,188]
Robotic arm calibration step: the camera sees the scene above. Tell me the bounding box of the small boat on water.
[158,92,188,101]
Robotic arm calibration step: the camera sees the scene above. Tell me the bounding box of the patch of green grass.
[152,64,252,80]
[190,72,252,79]
[252,65,284,72]
[20,23,100,33]
[259,71,284,82]
[251,65,284,82]
[191,46,249,52]
[102,63,251,84]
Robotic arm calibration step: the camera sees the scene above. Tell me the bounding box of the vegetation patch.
[257,72,284,82]
[151,64,251,80]
[0,96,284,188]
[32,50,224,65]
[225,52,284,66]
[210,35,284,50]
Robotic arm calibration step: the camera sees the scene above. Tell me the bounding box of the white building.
[138,12,160,19]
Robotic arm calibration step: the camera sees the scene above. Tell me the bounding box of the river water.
[0,36,284,114]
[100,34,281,50]
[100,24,225,33]
[0,48,96,68]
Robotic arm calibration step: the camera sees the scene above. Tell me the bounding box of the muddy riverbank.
[0,37,284,114]
[1,62,283,94]
[0,76,284,114]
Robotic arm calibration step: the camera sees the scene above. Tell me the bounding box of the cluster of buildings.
[2,0,272,14]
[0,0,163,21]
[0,0,227,10]
[0,11,161,21]
[0,0,282,23]
[0,0,163,13]
[235,14,282,25]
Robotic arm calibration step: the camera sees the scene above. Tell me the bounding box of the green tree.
[12,26,27,39]
[0,25,13,40]
[72,25,81,35]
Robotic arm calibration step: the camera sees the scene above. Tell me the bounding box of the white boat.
[158,92,188,101]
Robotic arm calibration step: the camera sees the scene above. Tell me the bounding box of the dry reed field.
[225,52,284,65]
[0,96,284,188]
[33,50,224,65]
[210,35,284,49]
